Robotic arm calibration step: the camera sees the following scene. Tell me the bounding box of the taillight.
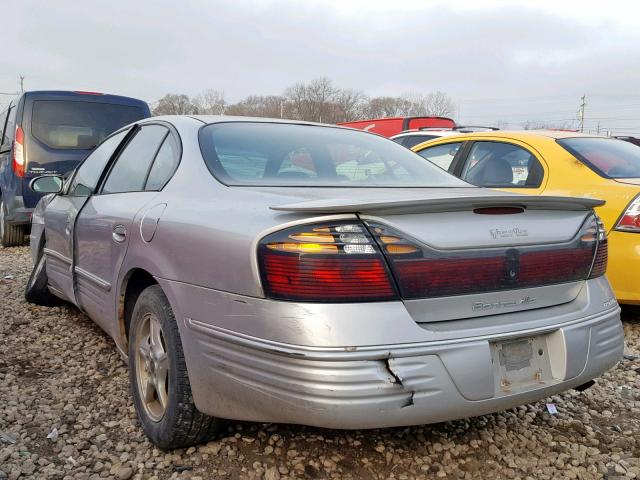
[366,213,605,299]
[12,126,25,177]
[258,221,398,302]
[615,194,640,233]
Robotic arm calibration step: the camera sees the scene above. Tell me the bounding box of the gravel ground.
[1,246,639,480]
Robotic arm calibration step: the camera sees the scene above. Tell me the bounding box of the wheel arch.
[118,267,159,354]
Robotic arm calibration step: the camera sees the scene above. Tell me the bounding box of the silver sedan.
[26,116,623,449]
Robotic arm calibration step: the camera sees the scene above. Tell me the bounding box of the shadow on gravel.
[622,305,640,323]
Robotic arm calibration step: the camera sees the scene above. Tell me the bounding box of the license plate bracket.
[491,336,553,394]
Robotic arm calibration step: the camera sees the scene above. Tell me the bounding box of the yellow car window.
[416,142,462,171]
[462,141,543,188]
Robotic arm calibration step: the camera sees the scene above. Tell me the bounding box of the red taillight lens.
[12,126,25,177]
[366,214,605,299]
[615,194,640,233]
[258,222,397,302]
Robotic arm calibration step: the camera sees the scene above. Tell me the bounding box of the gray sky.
[4,0,640,134]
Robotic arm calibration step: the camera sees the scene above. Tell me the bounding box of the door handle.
[112,225,127,243]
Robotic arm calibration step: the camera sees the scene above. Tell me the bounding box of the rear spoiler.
[271,195,605,215]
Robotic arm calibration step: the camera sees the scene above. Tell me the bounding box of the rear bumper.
[167,278,623,428]
[606,230,640,304]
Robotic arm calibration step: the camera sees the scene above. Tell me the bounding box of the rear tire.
[0,198,25,247]
[25,247,62,306]
[128,285,222,449]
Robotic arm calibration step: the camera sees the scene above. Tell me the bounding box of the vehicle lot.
[1,246,639,480]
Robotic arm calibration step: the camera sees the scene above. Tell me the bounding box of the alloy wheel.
[134,312,169,422]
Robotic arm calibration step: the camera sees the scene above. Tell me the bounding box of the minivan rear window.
[558,137,640,179]
[199,122,468,187]
[31,100,144,150]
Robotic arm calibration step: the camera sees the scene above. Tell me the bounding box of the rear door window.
[416,142,462,171]
[101,125,168,194]
[461,141,544,188]
[558,137,640,178]
[31,100,145,150]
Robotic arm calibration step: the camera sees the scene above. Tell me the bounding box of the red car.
[337,116,455,137]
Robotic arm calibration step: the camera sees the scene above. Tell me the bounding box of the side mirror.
[29,175,63,194]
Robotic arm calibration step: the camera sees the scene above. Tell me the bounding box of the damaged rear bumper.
[182,306,622,428]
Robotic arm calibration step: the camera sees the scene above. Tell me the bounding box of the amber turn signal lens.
[380,236,402,244]
[386,244,419,254]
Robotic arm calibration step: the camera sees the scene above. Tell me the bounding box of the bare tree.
[522,120,576,130]
[399,91,455,117]
[424,91,455,117]
[152,80,458,124]
[365,96,411,118]
[153,94,197,115]
[194,89,226,115]
[283,82,311,121]
[226,95,286,118]
[332,89,368,122]
[284,77,340,122]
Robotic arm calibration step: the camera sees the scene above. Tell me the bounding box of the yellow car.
[412,131,640,304]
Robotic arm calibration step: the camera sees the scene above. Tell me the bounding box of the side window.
[416,142,462,171]
[461,141,543,188]
[101,125,168,194]
[1,106,16,151]
[68,130,129,197]
[145,133,180,190]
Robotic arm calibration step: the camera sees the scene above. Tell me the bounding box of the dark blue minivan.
[0,91,150,246]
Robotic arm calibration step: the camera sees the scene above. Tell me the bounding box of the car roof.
[442,130,605,140]
[392,131,462,139]
[186,115,338,127]
[23,90,148,105]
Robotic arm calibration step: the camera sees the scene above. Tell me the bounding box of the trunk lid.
[263,188,604,319]
[614,178,640,186]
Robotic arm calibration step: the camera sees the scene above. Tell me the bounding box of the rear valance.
[270,195,605,215]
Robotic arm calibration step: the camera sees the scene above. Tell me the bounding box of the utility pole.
[18,74,24,93]
[579,94,586,133]
[596,121,601,135]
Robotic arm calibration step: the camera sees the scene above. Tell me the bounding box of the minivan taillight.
[615,194,640,233]
[258,222,397,302]
[12,126,25,177]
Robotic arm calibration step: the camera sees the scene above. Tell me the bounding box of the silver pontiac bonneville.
[25,116,623,448]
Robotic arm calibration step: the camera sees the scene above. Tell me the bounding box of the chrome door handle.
[112,225,127,243]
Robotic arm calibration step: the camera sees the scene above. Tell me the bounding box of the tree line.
[151,77,456,123]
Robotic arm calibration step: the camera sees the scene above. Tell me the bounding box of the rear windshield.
[558,137,640,178]
[199,122,467,187]
[31,100,145,150]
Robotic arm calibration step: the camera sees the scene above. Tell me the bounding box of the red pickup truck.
[337,116,456,137]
